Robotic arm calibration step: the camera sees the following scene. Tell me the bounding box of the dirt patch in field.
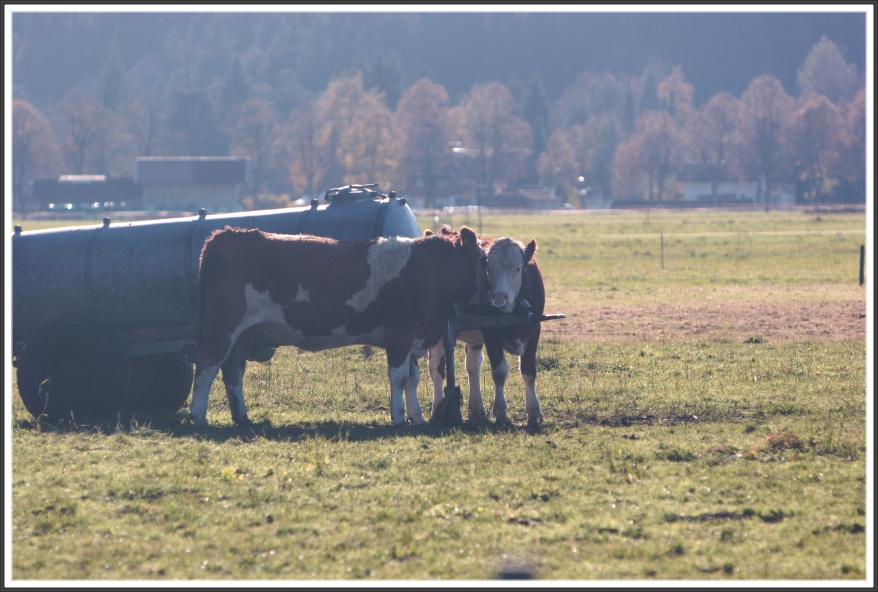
[543,299,866,343]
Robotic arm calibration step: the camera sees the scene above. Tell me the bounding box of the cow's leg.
[404,354,427,426]
[222,338,252,426]
[519,333,543,427]
[484,338,509,422]
[427,342,446,415]
[465,343,489,421]
[190,357,221,428]
[190,324,233,427]
[386,346,412,426]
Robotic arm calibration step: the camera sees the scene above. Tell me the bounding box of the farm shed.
[480,186,564,209]
[31,175,142,211]
[134,156,249,213]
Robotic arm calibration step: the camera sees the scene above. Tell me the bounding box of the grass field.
[7,207,871,583]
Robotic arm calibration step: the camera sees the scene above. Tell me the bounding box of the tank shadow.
[15,410,538,442]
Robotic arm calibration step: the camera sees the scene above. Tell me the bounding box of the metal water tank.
[12,184,421,419]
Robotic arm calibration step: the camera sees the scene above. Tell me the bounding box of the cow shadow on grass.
[15,410,543,442]
[179,420,537,443]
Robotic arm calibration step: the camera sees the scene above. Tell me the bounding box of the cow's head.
[457,226,489,307]
[425,225,489,309]
[486,236,537,313]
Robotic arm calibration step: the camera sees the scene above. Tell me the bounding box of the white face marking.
[294,285,310,303]
[346,237,413,312]
[487,238,525,313]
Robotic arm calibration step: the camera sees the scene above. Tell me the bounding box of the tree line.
[12,35,864,211]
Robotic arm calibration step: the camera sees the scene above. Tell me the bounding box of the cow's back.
[198,227,474,352]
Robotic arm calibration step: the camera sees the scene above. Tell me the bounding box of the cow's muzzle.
[490,292,514,312]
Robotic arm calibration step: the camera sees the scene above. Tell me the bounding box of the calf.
[190,225,487,427]
[426,228,545,427]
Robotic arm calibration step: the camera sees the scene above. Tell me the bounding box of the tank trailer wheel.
[16,321,129,420]
[125,354,193,412]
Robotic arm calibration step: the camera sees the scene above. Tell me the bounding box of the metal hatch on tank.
[11,184,421,420]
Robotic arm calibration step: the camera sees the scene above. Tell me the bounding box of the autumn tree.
[125,91,172,157]
[520,73,552,182]
[578,113,624,200]
[611,138,644,201]
[612,109,681,203]
[538,128,579,201]
[787,92,845,203]
[284,100,330,199]
[50,87,119,174]
[838,89,866,201]
[657,65,695,122]
[394,78,454,208]
[690,92,743,204]
[554,70,627,129]
[340,91,397,188]
[12,99,63,211]
[797,35,862,104]
[548,70,627,201]
[312,72,382,189]
[740,74,793,204]
[458,81,533,202]
[227,98,281,197]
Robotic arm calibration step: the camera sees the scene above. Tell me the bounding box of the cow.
[189,225,488,428]
[425,227,545,428]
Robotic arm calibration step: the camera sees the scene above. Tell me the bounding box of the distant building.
[579,186,612,209]
[31,175,142,212]
[675,181,794,206]
[479,186,564,209]
[614,180,796,209]
[134,156,249,212]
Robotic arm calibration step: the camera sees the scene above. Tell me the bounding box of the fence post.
[860,245,865,286]
[661,232,664,270]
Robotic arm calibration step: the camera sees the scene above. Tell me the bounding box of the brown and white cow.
[426,227,545,427]
[189,225,487,428]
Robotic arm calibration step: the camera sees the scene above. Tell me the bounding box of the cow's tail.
[197,229,227,343]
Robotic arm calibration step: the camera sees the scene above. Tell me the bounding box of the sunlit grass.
[9,208,868,581]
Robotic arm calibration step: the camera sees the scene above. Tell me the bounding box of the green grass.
[419,209,867,307]
[8,208,869,582]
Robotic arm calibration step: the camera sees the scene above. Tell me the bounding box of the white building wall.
[141,184,242,212]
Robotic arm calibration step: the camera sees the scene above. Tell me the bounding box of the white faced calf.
[426,229,545,427]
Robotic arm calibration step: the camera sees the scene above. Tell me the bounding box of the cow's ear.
[459,226,478,249]
[524,238,537,262]
[424,229,434,237]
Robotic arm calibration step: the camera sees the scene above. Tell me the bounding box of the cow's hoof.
[493,414,513,427]
[468,409,490,425]
[408,416,428,427]
[186,414,208,428]
[234,417,254,428]
[526,412,544,432]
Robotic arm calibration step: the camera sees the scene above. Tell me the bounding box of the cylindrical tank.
[12,187,421,418]
[13,190,420,357]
